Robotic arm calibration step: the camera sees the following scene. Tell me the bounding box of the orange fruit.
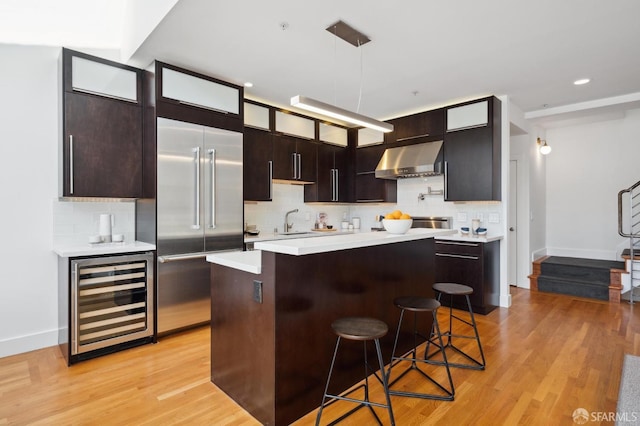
[384,213,395,220]
[391,210,402,219]
[400,213,412,219]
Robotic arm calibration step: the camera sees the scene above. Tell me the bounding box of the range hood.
[375,140,444,179]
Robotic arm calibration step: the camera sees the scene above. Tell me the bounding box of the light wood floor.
[1,288,639,425]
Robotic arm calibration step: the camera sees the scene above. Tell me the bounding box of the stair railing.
[618,179,640,304]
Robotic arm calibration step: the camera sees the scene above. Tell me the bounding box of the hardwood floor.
[1,288,638,425]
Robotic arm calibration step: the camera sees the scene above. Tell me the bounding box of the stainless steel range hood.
[375,140,443,179]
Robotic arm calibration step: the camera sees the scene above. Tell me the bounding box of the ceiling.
[4,0,640,127]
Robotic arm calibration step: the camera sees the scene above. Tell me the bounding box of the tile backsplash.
[246,178,505,237]
[52,199,136,245]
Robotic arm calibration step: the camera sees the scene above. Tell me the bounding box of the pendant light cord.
[357,39,363,113]
[333,25,337,106]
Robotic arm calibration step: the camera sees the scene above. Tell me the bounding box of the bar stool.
[387,297,454,401]
[316,317,395,426]
[429,283,486,370]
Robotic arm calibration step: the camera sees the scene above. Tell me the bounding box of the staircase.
[617,179,640,303]
[531,256,623,301]
[528,180,640,303]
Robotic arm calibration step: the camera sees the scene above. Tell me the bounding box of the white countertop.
[53,241,156,257]
[209,228,457,274]
[207,250,262,274]
[435,233,503,243]
[254,228,456,256]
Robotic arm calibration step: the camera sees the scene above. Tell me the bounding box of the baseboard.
[0,328,58,358]
[500,292,512,308]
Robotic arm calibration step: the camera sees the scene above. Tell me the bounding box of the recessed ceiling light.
[574,78,590,85]
[244,82,253,88]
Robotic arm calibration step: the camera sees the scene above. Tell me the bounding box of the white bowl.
[382,219,413,234]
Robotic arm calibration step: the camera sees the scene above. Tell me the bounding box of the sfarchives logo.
[573,407,639,424]
[573,408,589,424]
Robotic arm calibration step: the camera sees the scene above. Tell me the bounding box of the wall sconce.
[537,137,551,155]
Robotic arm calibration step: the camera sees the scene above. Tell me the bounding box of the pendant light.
[290,20,393,133]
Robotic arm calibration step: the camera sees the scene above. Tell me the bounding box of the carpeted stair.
[537,256,624,301]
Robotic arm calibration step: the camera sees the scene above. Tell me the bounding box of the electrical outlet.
[488,213,500,223]
[457,212,468,222]
[253,280,263,303]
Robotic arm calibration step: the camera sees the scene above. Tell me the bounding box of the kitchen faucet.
[284,209,298,233]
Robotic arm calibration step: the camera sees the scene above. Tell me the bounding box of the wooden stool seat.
[433,282,473,296]
[394,296,440,312]
[331,317,388,341]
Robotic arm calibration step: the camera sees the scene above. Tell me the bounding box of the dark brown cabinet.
[63,93,143,198]
[384,108,445,145]
[443,97,501,201]
[62,49,143,198]
[243,127,273,201]
[354,144,396,203]
[272,134,317,183]
[434,239,500,314]
[304,143,349,202]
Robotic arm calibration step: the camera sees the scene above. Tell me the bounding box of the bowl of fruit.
[382,210,413,234]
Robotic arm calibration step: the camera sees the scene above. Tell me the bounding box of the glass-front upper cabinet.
[63,49,141,104]
[160,65,240,115]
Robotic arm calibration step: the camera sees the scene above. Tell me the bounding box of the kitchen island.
[207,228,455,425]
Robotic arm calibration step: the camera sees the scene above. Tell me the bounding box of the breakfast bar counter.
[207,228,454,425]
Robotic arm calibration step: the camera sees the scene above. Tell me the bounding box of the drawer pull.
[435,253,479,260]
[435,241,479,247]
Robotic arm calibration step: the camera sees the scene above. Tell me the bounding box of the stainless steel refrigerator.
[156,117,243,335]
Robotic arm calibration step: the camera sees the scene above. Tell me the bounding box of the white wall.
[0,45,138,358]
[0,45,61,357]
[545,109,640,260]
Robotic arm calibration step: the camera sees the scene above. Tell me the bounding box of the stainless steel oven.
[411,216,452,230]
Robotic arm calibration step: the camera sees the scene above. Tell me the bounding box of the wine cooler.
[62,251,155,364]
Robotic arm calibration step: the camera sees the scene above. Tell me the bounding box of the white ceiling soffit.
[129,0,640,124]
[3,0,638,125]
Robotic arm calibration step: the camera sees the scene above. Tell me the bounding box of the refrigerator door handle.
[192,147,201,229]
[208,148,216,229]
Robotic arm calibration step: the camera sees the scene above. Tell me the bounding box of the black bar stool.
[387,296,454,401]
[429,282,486,370]
[316,317,395,426]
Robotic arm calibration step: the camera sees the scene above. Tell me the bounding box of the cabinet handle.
[396,133,430,142]
[435,241,479,247]
[334,169,339,201]
[192,147,201,230]
[69,135,74,195]
[208,148,216,229]
[435,252,479,260]
[443,160,448,200]
[268,160,273,199]
[291,153,297,179]
[297,153,302,179]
